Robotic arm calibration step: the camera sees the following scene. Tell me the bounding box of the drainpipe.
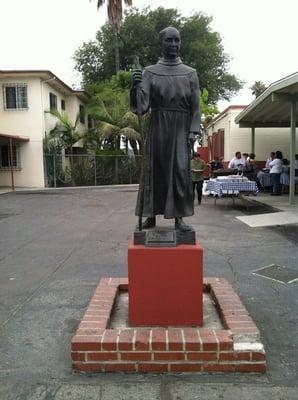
[8,138,15,191]
[41,76,56,134]
[289,97,296,205]
[40,76,56,187]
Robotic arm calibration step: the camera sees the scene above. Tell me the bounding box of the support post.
[94,155,97,186]
[289,98,297,205]
[115,156,119,184]
[53,154,57,188]
[251,127,255,154]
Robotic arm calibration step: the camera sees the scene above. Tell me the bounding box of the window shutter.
[17,85,28,108]
[5,86,17,109]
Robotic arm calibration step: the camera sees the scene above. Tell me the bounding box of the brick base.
[71,277,266,373]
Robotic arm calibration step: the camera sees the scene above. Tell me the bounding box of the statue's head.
[159,26,181,59]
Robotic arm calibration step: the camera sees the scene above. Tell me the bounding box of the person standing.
[269,150,283,195]
[280,158,290,194]
[191,153,205,205]
[243,153,257,181]
[265,152,275,169]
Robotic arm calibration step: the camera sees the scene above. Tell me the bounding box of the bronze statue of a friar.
[130,26,201,232]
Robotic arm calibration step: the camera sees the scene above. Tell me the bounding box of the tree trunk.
[114,33,120,73]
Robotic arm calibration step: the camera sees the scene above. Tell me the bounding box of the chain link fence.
[44,154,141,187]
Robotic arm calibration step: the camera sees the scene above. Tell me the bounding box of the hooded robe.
[130,57,200,219]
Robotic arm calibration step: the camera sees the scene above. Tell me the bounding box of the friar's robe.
[130,57,201,219]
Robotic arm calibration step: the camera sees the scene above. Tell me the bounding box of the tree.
[46,110,81,185]
[91,0,132,73]
[84,71,141,153]
[200,88,219,124]
[250,81,267,98]
[73,40,104,85]
[47,110,81,151]
[74,7,243,104]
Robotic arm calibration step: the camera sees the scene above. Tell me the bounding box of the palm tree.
[84,93,141,152]
[46,110,81,185]
[92,0,132,72]
[250,81,267,98]
[83,93,141,184]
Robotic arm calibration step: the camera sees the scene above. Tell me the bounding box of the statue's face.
[161,29,181,59]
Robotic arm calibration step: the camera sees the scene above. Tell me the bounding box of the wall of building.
[43,81,67,133]
[206,107,298,163]
[66,95,88,135]
[43,85,88,142]
[0,77,45,187]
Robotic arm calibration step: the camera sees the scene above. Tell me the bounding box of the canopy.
[235,72,298,204]
[0,133,30,142]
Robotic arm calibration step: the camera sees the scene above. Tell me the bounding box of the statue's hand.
[132,69,142,87]
[187,132,197,148]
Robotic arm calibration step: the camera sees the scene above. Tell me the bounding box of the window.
[61,99,65,110]
[79,105,85,124]
[49,92,57,110]
[3,83,28,110]
[87,115,93,129]
[0,144,20,169]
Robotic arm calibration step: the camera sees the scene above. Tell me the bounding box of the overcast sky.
[1,0,297,110]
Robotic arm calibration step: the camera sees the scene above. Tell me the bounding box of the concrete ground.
[0,187,297,400]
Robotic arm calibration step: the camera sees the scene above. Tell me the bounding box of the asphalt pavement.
[0,187,297,399]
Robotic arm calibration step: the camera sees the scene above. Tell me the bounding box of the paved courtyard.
[0,187,297,399]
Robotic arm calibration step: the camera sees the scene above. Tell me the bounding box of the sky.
[1,0,297,111]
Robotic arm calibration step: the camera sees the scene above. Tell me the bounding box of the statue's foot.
[141,217,156,229]
[175,217,192,232]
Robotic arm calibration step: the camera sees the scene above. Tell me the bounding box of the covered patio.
[235,72,298,204]
[0,132,30,190]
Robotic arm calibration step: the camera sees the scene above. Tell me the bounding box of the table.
[206,178,258,205]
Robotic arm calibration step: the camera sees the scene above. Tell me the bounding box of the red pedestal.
[128,240,203,326]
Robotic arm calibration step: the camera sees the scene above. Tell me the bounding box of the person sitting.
[243,153,257,180]
[209,156,224,172]
[269,150,283,195]
[228,151,244,172]
[280,158,289,194]
[242,152,249,166]
[295,155,298,193]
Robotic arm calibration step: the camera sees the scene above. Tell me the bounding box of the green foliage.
[120,7,182,69]
[250,80,267,98]
[43,132,62,154]
[46,110,81,150]
[200,88,219,122]
[74,7,243,104]
[84,71,140,152]
[110,70,132,89]
[73,40,104,85]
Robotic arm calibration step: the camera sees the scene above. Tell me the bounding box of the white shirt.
[269,158,282,174]
[228,157,244,170]
[265,157,273,169]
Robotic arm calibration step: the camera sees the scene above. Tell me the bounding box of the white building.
[0,70,90,188]
[204,105,297,165]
